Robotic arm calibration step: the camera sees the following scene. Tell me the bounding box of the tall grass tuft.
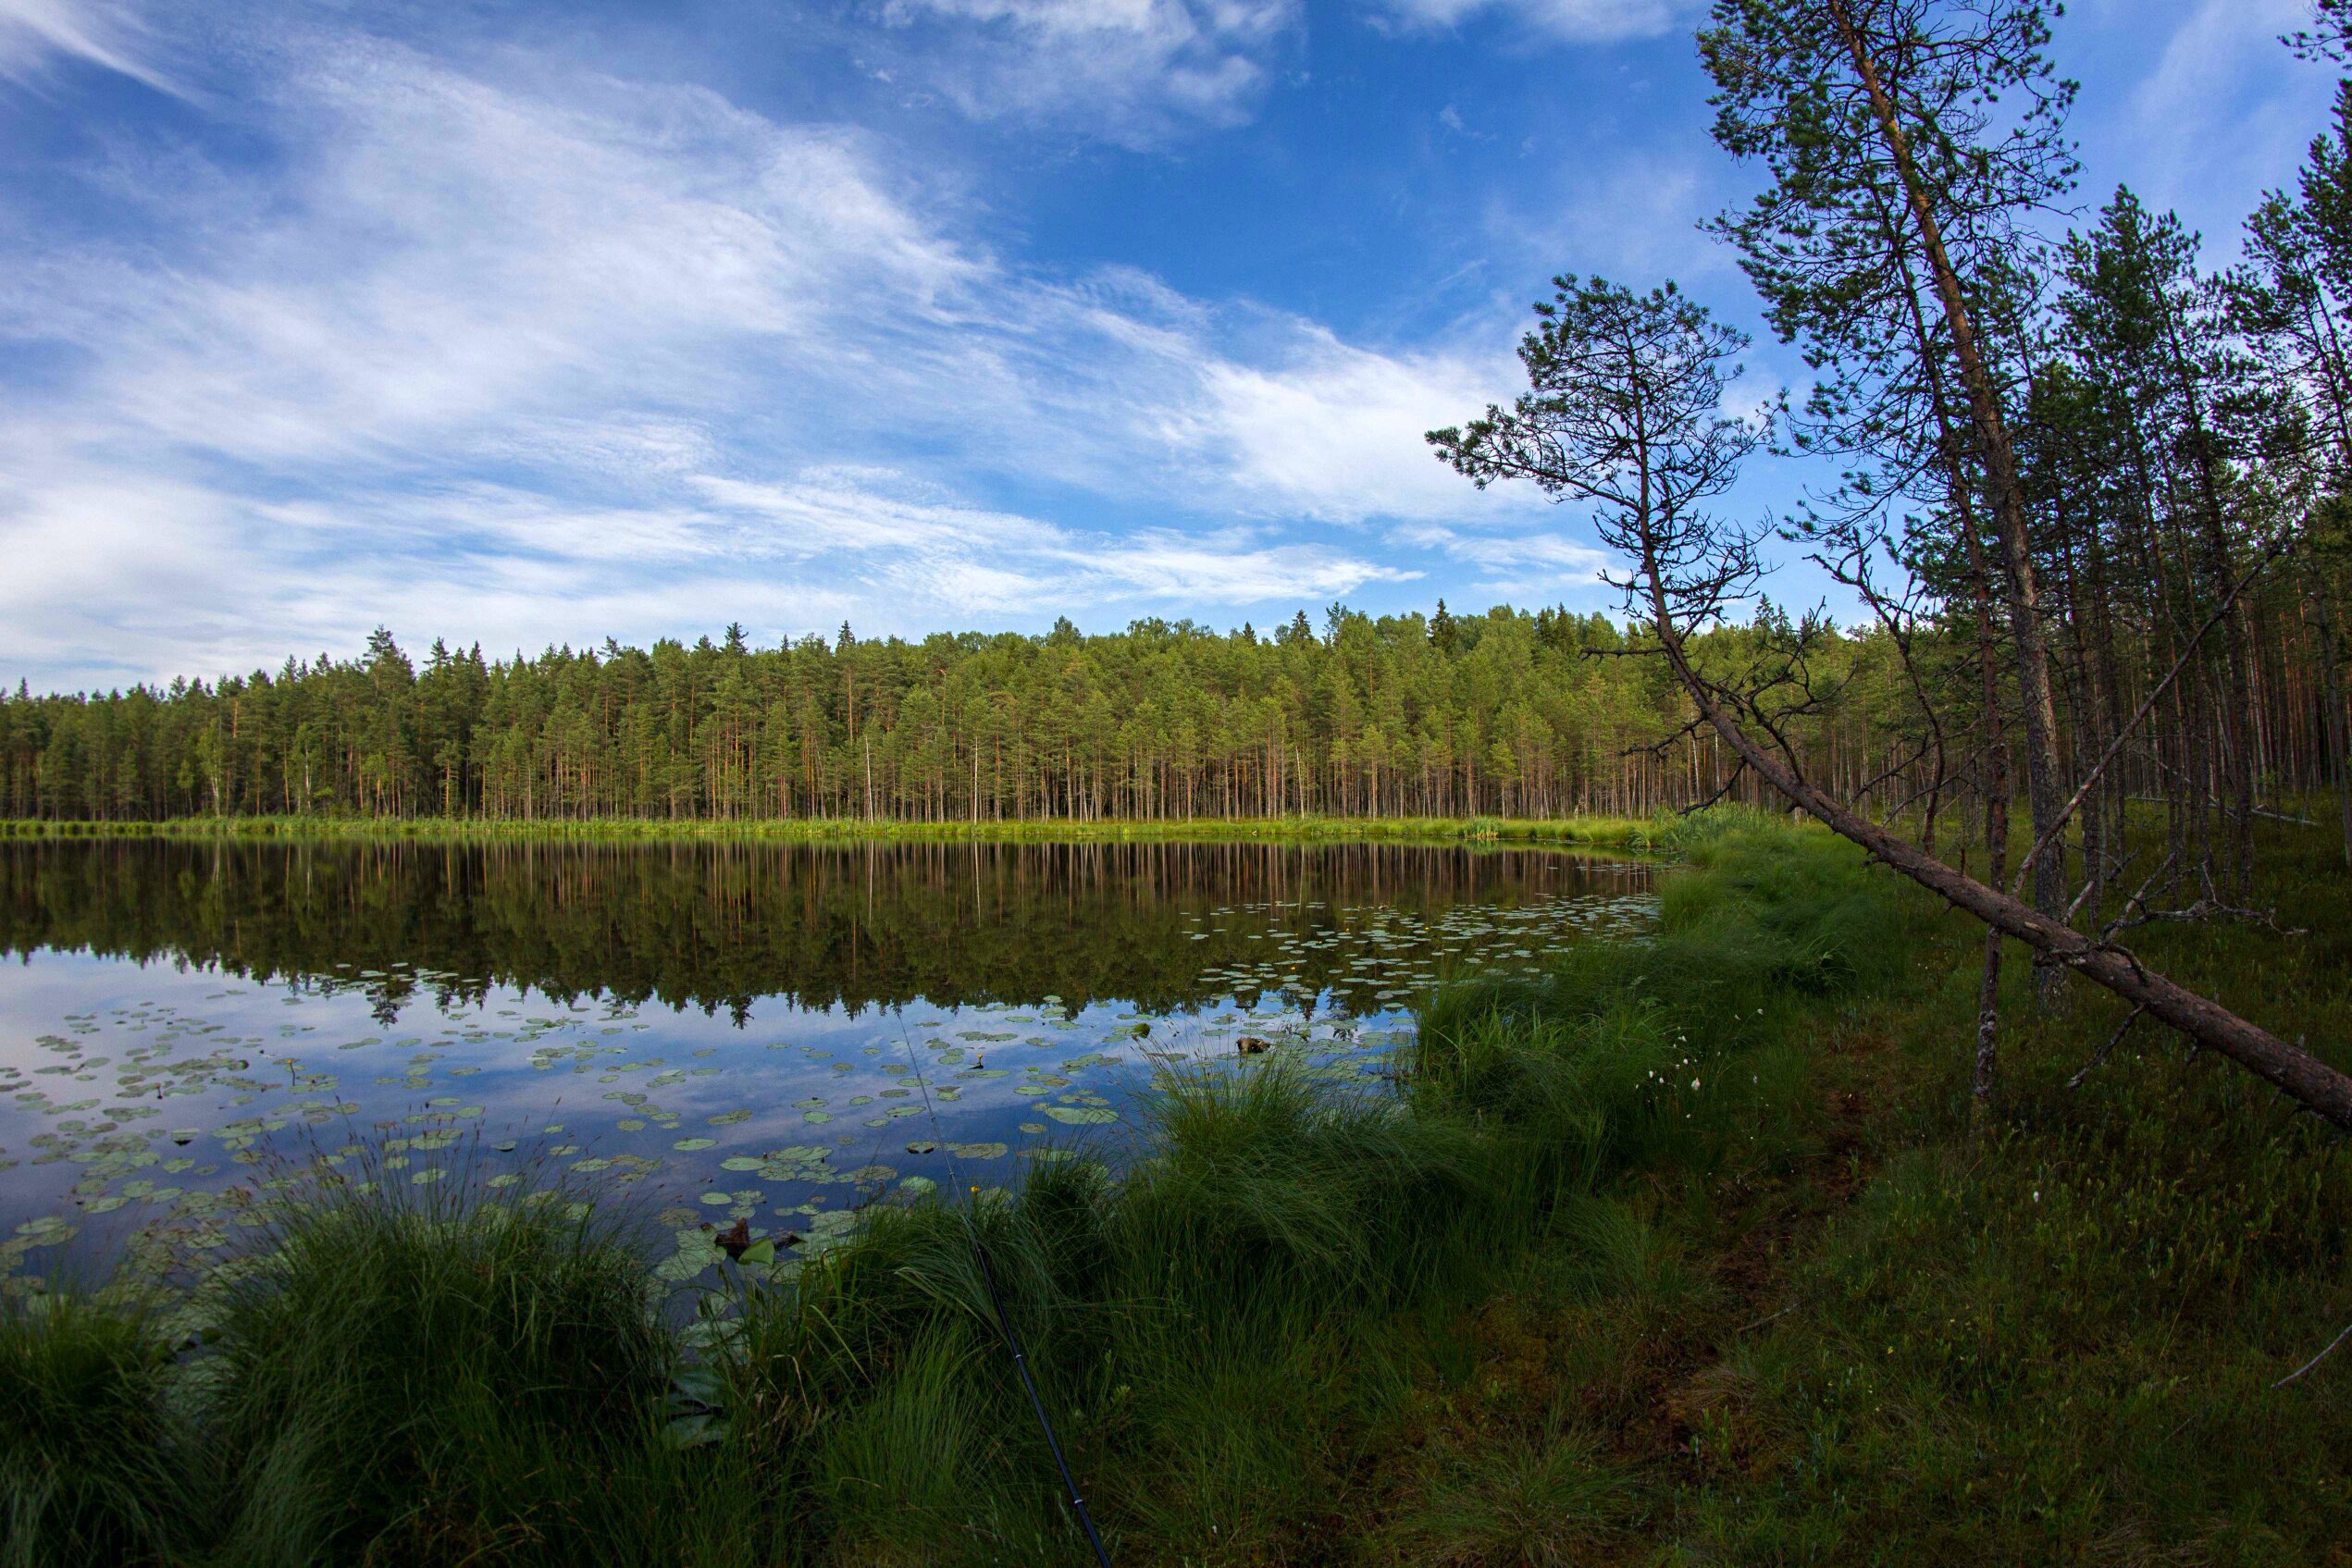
[204,1172,686,1567]
[1389,1421,1633,1567]
[0,1291,192,1568]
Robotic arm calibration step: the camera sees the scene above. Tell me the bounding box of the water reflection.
[2,837,1651,1017]
[0,839,1654,1292]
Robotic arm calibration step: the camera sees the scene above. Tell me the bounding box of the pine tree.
[1429,599,1459,654]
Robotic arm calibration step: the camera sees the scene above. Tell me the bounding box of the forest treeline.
[3,592,2345,827]
[0,607,2002,823]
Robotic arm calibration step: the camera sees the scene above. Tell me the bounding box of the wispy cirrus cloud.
[0,4,1569,690]
[1388,522,1609,599]
[2097,0,2334,254]
[0,0,178,91]
[866,0,1298,144]
[1366,0,1690,44]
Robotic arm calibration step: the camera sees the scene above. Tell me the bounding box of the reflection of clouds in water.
[1,862,1657,1294]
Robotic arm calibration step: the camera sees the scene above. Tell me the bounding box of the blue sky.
[0,0,2338,691]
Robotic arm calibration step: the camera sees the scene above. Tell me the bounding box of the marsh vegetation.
[5,815,2347,1564]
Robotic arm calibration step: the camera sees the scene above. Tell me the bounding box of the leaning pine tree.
[1429,273,2352,1129]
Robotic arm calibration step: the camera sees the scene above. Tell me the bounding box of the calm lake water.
[0,838,1654,1292]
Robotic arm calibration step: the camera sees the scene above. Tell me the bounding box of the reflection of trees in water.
[0,840,1650,1019]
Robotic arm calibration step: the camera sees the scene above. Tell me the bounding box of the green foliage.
[0,1292,191,1568]
[203,1175,699,1567]
[0,609,1925,826]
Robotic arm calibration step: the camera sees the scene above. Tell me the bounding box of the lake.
[0,837,1654,1291]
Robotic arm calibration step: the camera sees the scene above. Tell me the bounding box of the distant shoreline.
[0,812,1670,848]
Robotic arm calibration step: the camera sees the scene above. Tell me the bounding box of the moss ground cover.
[4,813,2346,1565]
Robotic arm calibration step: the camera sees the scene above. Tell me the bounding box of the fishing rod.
[896,1020,1115,1568]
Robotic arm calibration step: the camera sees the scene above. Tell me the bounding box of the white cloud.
[2104,0,2333,256]
[0,14,1545,689]
[1389,522,1609,598]
[1190,326,1527,522]
[0,0,177,91]
[1079,530,1419,601]
[3,46,977,471]
[1368,0,1686,44]
[870,0,1297,143]
[0,452,1413,685]
[692,473,1068,560]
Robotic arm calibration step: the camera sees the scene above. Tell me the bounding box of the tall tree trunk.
[2312,564,2352,870]
[1830,0,2070,957]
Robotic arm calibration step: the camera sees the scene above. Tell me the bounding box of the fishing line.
[895,1018,1115,1568]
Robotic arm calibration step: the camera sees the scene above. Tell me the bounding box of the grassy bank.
[0,812,1666,849]
[6,814,2347,1564]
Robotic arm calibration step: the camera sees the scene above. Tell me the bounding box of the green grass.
[1655,821,2352,1564]
[201,1170,703,1566]
[6,811,2347,1564]
[0,812,1666,849]
[1,1290,194,1568]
